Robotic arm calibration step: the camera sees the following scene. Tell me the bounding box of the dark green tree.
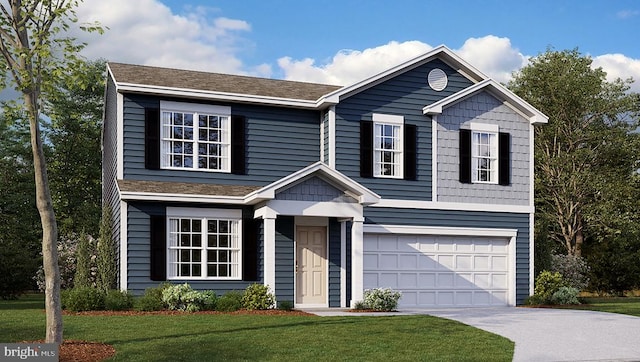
[46,59,106,237]
[508,48,640,258]
[0,110,41,298]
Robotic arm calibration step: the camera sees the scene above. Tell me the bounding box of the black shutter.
[498,132,511,186]
[404,124,417,180]
[360,121,373,178]
[242,217,258,281]
[149,215,166,281]
[459,129,472,183]
[145,108,160,170]
[231,115,246,175]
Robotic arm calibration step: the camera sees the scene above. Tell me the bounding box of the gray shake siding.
[363,207,530,304]
[276,176,357,203]
[334,59,474,200]
[121,94,322,185]
[437,91,531,205]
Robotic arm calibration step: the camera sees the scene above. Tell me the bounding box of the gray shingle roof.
[117,180,262,197]
[108,62,342,101]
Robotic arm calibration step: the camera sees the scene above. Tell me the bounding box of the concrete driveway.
[421,307,640,361]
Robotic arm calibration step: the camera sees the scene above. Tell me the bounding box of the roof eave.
[116,82,321,109]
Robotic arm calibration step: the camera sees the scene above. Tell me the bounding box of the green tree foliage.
[0,0,102,343]
[508,49,640,258]
[73,233,92,288]
[46,59,106,237]
[0,111,41,298]
[96,205,117,292]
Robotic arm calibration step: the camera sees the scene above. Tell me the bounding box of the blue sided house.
[102,45,547,308]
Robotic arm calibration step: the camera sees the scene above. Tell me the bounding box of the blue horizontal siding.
[275,216,295,303]
[126,202,258,295]
[328,218,342,307]
[364,207,531,305]
[335,59,474,200]
[121,95,321,186]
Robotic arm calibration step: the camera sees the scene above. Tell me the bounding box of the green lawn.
[0,294,513,361]
[578,297,640,317]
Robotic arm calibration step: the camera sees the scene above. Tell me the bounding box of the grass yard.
[0,294,513,361]
[578,297,640,317]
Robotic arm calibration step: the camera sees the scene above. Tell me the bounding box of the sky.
[73,0,640,91]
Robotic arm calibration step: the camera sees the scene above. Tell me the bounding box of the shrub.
[242,283,275,310]
[217,291,244,312]
[277,300,294,311]
[97,205,118,292]
[550,286,580,305]
[104,290,134,311]
[134,283,170,311]
[352,300,368,310]
[162,283,204,312]
[200,290,218,311]
[550,254,589,291]
[363,288,402,311]
[533,271,566,304]
[524,294,545,306]
[62,287,105,311]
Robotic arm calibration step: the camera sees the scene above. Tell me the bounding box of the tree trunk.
[25,91,63,343]
[575,226,584,257]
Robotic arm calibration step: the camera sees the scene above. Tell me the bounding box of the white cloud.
[74,0,271,76]
[277,36,528,86]
[278,40,433,85]
[455,36,529,84]
[616,10,640,19]
[71,1,640,93]
[593,54,640,92]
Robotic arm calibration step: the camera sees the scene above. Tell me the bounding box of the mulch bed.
[32,309,314,361]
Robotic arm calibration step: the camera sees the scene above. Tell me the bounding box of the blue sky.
[76,0,640,90]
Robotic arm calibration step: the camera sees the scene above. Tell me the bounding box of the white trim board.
[372,199,534,213]
[363,224,518,238]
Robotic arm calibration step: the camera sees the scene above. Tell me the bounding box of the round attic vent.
[428,68,448,91]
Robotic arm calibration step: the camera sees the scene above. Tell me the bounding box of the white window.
[167,208,242,280]
[160,101,231,172]
[471,123,498,183]
[373,113,404,178]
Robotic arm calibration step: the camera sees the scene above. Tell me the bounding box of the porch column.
[350,218,364,306]
[263,215,277,294]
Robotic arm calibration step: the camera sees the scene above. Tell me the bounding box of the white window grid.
[160,108,230,172]
[168,216,241,280]
[374,123,403,178]
[472,131,498,183]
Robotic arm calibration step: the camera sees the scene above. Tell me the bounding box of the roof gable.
[246,162,380,205]
[422,79,549,124]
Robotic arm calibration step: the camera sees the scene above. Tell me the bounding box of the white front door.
[296,226,327,305]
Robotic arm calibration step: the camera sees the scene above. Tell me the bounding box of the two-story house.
[102,45,547,309]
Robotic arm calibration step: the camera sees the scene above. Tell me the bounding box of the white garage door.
[364,234,510,308]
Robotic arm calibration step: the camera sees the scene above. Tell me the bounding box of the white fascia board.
[372,198,534,213]
[116,83,319,109]
[118,190,246,204]
[363,224,518,238]
[423,79,549,125]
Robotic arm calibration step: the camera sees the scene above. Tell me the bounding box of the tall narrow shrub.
[96,205,117,292]
[73,233,92,288]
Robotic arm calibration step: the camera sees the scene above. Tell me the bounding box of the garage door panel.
[380,254,398,268]
[364,234,511,308]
